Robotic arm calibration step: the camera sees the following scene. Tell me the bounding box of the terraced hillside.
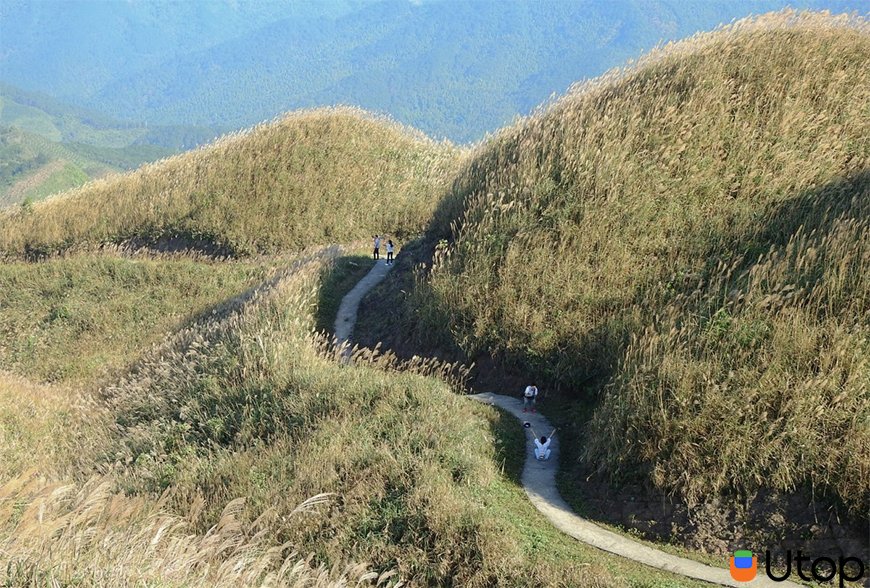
[0,126,110,207]
[0,85,216,206]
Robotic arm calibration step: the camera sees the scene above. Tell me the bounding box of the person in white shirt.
[531,428,556,461]
[522,383,538,413]
[386,239,395,264]
[373,235,381,260]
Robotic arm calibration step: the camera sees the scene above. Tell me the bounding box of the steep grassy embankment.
[410,12,869,516]
[0,108,461,257]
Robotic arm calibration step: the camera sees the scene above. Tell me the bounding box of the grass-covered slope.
[0,254,274,384]
[0,86,215,206]
[2,9,866,583]
[0,108,461,257]
[416,12,869,512]
[0,126,108,207]
[0,83,218,150]
[0,250,697,587]
[0,125,186,209]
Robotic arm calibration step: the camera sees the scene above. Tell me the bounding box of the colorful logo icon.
[730,550,757,582]
[730,549,758,582]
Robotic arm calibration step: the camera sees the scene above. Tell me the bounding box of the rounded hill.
[0,108,461,257]
[416,11,869,526]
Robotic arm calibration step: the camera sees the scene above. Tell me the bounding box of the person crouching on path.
[386,239,395,264]
[531,427,556,461]
[523,383,538,413]
[373,235,381,260]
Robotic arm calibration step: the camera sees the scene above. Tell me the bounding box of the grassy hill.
[1,9,867,585]
[0,126,108,207]
[0,83,220,150]
[0,124,184,208]
[0,126,187,210]
[401,11,869,524]
[0,108,461,258]
[0,248,700,587]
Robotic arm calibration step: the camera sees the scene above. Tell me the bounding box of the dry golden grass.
[586,216,869,508]
[0,372,108,481]
[2,249,674,587]
[0,108,462,258]
[416,11,869,510]
[1,474,401,587]
[3,9,866,583]
[0,251,399,587]
[95,250,620,586]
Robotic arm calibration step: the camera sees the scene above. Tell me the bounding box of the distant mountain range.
[0,84,221,206]
[2,0,866,143]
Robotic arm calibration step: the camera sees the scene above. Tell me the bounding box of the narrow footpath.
[468,393,803,588]
[334,258,393,345]
[334,260,801,588]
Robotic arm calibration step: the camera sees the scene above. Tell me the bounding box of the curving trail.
[468,393,803,588]
[335,259,800,588]
[333,257,393,345]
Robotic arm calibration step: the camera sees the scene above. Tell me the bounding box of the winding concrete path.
[469,393,802,588]
[334,258,393,346]
[333,261,800,588]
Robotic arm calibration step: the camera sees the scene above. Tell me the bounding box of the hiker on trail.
[373,235,381,260]
[531,427,556,461]
[386,239,395,265]
[522,383,538,413]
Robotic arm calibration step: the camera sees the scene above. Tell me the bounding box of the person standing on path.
[386,239,395,265]
[531,427,556,461]
[523,383,539,413]
[373,235,381,260]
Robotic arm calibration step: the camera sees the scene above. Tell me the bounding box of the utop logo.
[730,550,758,582]
[728,549,866,586]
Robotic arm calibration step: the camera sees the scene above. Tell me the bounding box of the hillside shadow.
[366,158,870,396]
[352,167,870,562]
[531,169,869,562]
[404,168,870,399]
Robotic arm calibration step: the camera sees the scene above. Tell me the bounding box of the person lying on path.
[523,383,539,412]
[531,427,557,461]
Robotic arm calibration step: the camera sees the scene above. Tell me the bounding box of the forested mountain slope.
[4,0,865,141]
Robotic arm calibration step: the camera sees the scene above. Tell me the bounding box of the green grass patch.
[22,161,90,202]
[0,254,274,385]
